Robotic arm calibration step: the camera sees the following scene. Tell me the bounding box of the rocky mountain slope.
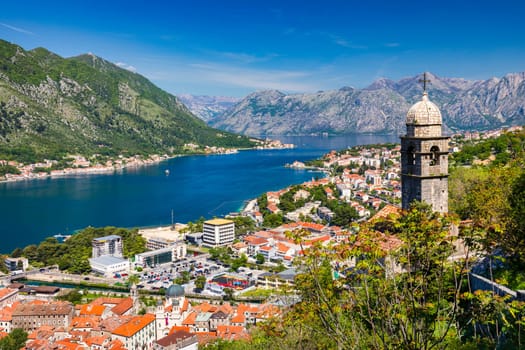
[210,72,525,136]
[177,94,239,122]
[0,40,253,163]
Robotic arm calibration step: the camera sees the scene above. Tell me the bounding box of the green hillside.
[0,40,254,163]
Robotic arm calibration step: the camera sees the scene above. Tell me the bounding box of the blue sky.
[1,0,524,97]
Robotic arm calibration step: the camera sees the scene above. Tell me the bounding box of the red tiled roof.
[168,325,191,334]
[112,314,155,338]
[182,311,197,325]
[80,304,105,316]
[111,297,133,315]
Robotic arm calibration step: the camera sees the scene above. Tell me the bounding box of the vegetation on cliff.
[0,40,254,164]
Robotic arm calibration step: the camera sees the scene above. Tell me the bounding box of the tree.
[127,274,140,286]
[331,203,358,227]
[233,216,256,236]
[195,275,206,290]
[255,253,265,265]
[0,328,28,350]
[10,248,22,258]
[277,203,468,349]
[223,287,234,300]
[263,213,283,228]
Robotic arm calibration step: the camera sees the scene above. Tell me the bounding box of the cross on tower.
[419,72,431,92]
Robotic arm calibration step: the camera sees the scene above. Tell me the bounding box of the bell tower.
[401,73,449,213]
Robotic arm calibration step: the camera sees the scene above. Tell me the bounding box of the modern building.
[92,235,123,258]
[202,219,235,247]
[12,301,75,331]
[4,257,29,271]
[135,243,187,268]
[89,255,130,277]
[400,73,449,213]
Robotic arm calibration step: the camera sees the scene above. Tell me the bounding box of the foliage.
[195,275,207,290]
[56,288,84,305]
[232,216,256,236]
[450,129,525,167]
[0,328,28,350]
[255,253,265,265]
[0,40,255,163]
[0,164,21,176]
[19,226,146,273]
[262,213,283,228]
[232,204,475,349]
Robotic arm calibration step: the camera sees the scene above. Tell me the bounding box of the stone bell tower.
[400,73,449,213]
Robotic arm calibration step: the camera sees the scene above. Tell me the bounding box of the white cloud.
[115,62,137,72]
[385,42,400,48]
[0,22,33,35]
[147,60,318,93]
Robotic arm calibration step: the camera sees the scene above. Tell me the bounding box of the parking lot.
[135,254,264,294]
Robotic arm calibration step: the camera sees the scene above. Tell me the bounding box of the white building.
[202,219,235,247]
[89,255,130,277]
[112,314,157,350]
[92,235,123,258]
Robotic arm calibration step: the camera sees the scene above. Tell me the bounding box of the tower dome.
[406,92,442,125]
[166,284,185,298]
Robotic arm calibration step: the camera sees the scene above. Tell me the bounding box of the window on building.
[430,146,440,166]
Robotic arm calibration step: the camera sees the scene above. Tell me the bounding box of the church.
[400,73,450,213]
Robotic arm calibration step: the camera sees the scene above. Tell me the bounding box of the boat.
[165,169,170,176]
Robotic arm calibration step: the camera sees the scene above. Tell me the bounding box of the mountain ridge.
[210,72,525,136]
[0,40,254,163]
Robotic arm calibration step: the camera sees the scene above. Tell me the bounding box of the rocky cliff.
[210,72,525,136]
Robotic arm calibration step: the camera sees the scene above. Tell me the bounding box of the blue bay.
[0,134,397,252]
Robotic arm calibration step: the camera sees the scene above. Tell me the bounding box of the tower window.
[430,146,440,166]
[407,144,416,173]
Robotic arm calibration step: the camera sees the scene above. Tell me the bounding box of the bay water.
[0,134,397,252]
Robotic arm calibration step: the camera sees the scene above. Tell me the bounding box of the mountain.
[210,72,525,136]
[0,40,254,163]
[177,94,239,122]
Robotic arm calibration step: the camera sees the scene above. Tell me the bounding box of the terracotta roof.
[108,339,126,350]
[55,338,85,350]
[195,331,218,345]
[182,311,197,325]
[216,325,248,340]
[244,236,268,245]
[181,298,190,313]
[85,335,110,346]
[13,301,73,317]
[0,288,17,299]
[156,330,197,347]
[79,304,105,316]
[112,314,155,338]
[169,325,191,334]
[95,315,132,333]
[370,204,401,221]
[111,297,133,315]
[230,312,245,324]
[71,316,99,329]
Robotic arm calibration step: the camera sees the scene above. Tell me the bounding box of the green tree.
[233,216,256,236]
[255,253,265,265]
[263,213,283,228]
[10,248,22,258]
[0,328,28,350]
[195,275,206,290]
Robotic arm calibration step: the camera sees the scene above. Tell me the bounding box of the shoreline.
[0,142,295,184]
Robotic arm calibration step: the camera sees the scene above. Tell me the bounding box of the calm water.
[0,134,397,252]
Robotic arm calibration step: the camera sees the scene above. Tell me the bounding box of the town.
[0,123,521,349]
